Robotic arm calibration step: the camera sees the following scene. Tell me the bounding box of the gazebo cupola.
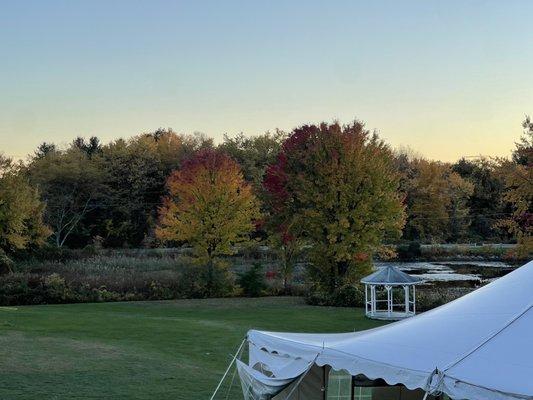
[361,266,423,321]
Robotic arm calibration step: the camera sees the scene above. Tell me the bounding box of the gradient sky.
[1,0,532,161]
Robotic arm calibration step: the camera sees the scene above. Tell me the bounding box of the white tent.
[237,260,533,400]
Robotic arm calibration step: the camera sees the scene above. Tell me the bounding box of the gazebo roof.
[361,265,422,285]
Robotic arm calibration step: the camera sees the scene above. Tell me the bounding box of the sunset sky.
[1,0,532,161]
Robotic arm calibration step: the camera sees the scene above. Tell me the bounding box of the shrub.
[0,254,239,306]
[396,241,421,260]
[0,250,14,274]
[42,273,71,302]
[0,273,77,305]
[306,284,365,307]
[237,263,266,297]
[415,286,474,311]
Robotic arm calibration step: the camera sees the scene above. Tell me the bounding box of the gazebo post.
[371,285,376,315]
[413,285,416,315]
[389,286,394,314]
[404,285,409,314]
[365,284,368,315]
[386,285,392,315]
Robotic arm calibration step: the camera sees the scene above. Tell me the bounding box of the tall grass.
[2,254,237,306]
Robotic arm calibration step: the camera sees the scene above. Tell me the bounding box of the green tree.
[219,130,286,191]
[95,130,212,247]
[27,130,212,249]
[264,121,405,292]
[95,137,166,247]
[34,142,57,159]
[452,158,507,241]
[0,155,50,270]
[27,147,103,247]
[72,136,102,158]
[266,226,303,292]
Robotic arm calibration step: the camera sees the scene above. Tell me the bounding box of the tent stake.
[210,337,246,400]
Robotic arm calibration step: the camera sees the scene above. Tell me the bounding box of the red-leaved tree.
[263,121,405,292]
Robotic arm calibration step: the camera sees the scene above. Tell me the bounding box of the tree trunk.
[329,264,336,293]
[206,254,214,296]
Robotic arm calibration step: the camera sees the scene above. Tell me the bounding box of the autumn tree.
[403,158,473,242]
[496,117,533,256]
[264,121,405,292]
[0,155,50,271]
[156,149,261,294]
[447,172,476,242]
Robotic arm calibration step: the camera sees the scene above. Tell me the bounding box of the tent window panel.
[370,386,402,400]
[327,370,352,400]
[353,386,372,400]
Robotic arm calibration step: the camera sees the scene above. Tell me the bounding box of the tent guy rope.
[210,337,246,400]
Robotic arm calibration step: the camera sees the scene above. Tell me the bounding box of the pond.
[374,261,518,286]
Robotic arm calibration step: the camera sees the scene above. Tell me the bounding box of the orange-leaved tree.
[156,149,261,294]
[496,117,533,257]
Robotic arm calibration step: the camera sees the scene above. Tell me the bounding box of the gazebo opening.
[361,266,423,321]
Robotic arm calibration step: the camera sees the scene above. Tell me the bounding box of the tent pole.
[322,366,327,400]
[282,359,318,400]
[209,337,246,400]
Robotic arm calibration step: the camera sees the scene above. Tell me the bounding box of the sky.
[1,0,532,162]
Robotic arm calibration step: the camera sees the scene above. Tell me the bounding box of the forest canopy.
[0,118,530,268]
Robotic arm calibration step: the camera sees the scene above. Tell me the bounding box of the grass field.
[0,297,387,400]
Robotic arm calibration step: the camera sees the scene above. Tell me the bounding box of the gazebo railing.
[364,284,418,320]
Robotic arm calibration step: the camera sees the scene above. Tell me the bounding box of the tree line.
[0,118,531,290]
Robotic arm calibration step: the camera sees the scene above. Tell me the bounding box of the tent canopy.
[245,261,533,400]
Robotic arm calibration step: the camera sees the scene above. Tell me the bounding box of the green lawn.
[0,297,387,400]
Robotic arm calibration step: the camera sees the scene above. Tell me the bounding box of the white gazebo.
[361,265,423,320]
